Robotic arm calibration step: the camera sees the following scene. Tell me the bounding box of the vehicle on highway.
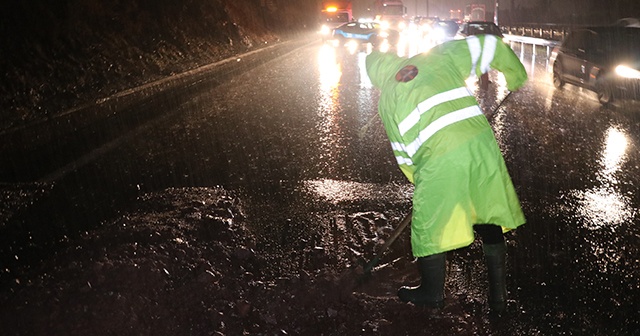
[456,21,504,89]
[430,20,459,44]
[457,21,504,39]
[332,21,399,45]
[319,1,353,41]
[371,0,408,32]
[550,26,640,105]
[614,17,640,28]
[410,16,439,33]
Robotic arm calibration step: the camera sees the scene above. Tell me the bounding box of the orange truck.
[320,1,353,40]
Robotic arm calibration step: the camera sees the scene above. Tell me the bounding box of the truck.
[464,4,486,21]
[370,0,407,31]
[449,9,463,21]
[319,1,353,40]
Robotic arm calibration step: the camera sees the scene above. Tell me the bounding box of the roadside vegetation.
[0,0,316,131]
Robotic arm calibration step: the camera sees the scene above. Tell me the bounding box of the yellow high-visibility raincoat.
[365,35,527,257]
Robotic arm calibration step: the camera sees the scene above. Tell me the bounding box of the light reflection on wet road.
[571,125,634,230]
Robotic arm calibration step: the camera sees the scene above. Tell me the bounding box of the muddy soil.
[0,186,515,335]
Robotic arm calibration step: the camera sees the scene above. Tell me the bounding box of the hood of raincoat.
[365,50,409,90]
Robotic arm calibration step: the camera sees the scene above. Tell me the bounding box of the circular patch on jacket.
[395,65,419,82]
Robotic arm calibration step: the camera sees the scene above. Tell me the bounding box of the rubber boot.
[397,253,446,309]
[483,241,507,313]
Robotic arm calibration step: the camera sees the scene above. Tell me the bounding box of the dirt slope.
[0,0,314,131]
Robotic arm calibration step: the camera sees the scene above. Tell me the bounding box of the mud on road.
[1,185,527,335]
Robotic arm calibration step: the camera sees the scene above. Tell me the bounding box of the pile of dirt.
[0,186,499,335]
[1,187,333,334]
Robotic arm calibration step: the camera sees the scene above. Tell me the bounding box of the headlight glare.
[615,65,640,79]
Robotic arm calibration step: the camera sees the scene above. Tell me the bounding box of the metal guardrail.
[503,34,559,59]
[502,24,572,41]
[499,24,570,59]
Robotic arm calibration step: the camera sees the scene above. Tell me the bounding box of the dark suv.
[550,26,640,105]
[457,21,504,38]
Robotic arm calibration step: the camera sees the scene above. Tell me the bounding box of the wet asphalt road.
[2,35,640,333]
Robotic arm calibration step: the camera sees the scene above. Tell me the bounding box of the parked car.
[550,26,640,104]
[457,21,504,38]
[332,21,399,45]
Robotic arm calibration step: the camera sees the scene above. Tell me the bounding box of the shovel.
[360,209,412,279]
[485,91,512,122]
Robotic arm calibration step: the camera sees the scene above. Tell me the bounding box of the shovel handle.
[363,210,412,274]
[493,91,512,113]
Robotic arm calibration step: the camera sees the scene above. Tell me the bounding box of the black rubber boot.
[397,253,446,309]
[483,241,507,313]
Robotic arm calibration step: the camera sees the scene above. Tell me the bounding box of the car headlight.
[615,65,640,79]
[379,31,389,38]
[380,21,390,30]
[321,25,331,35]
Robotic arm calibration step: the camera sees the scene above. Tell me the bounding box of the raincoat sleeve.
[443,35,528,92]
[486,37,528,91]
[365,51,416,183]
